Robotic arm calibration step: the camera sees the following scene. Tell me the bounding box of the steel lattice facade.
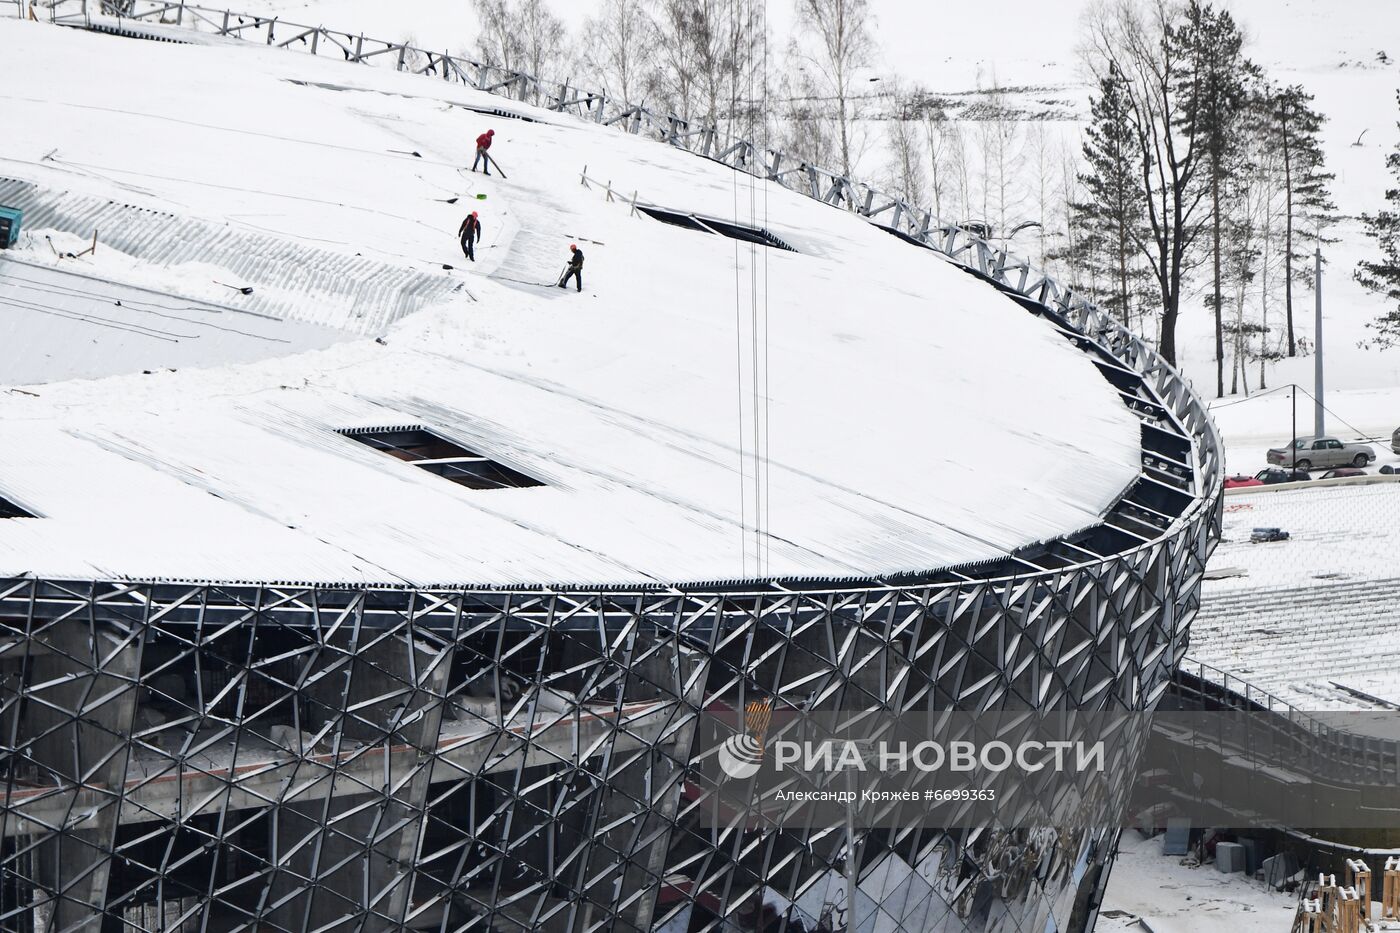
[0,356,1220,933]
[0,513,1214,933]
[0,251,1223,933]
[2,7,1224,932]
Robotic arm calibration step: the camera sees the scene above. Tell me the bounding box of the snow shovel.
[214,280,255,296]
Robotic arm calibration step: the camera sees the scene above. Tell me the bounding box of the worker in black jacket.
[558,244,584,292]
[458,211,482,261]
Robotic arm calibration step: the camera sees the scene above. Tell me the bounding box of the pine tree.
[1357,91,1400,345]
[1271,84,1337,356]
[1171,1,1253,398]
[1220,160,1265,395]
[1072,62,1154,334]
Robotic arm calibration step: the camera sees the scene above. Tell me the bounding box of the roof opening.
[0,494,36,519]
[339,426,544,490]
[637,205,798,252]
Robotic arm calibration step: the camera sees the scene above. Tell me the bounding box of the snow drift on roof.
[0,19,1142,586]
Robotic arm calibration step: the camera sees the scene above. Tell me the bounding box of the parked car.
[1266,436,1375,471]
[1224,474,1264,489]
[1253,468,1312,485]
[1392,426,1400,454]
[1318,467,1367,481]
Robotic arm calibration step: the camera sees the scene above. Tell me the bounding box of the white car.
[1267,436,1375,471]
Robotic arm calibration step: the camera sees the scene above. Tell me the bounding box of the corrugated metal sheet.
[0,176,458,335]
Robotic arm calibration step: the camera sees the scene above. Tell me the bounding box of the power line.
[1292,383,1390,443]
[1209,382,1392,443]
[1205,382,1294,411]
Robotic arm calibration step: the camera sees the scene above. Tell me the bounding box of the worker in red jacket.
[458,211,482,261]
[471,129,496,175]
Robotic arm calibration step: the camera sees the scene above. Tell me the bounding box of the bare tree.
[884,84,927,208]
[777,62,837,166]
[473,0,525,72]
[1053,141,1086,287]
[580,0,656,104]
[472,0,570,80]
[1028,122,1056,267]
[650,0,703,118]
[651,0,766,140]
[1081,0,1210,366]
[921,103,959,221]
[976,78,1027,239]
[790,0,876,179]
[947,119,972,225]
[517,0,570,80]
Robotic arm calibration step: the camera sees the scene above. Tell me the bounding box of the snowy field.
[0,17,1143,586]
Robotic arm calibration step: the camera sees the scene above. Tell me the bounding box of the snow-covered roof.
[1193,479,1400,710]
[0,19,1142,587]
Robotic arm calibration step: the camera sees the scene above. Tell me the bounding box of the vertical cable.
[761,0,771,576]
[730,0,749,578]
[747,0,763,577]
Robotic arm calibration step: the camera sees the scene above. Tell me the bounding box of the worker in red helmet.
[558,243,584,292]
[457,210,482,261]
[471,129,496,175]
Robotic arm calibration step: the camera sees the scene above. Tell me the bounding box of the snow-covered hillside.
[0,16,1142,586]
[884,0,1400,463]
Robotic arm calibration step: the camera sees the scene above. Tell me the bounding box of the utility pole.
[1291,385,1298,473]
[1314,247,1325,437]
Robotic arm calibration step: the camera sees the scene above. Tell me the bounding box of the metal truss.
[0,5,1227,931]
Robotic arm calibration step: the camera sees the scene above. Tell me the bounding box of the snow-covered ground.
[1103,831,1400,932]
[0,17,1143,586]
[1098,831,1300,933]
